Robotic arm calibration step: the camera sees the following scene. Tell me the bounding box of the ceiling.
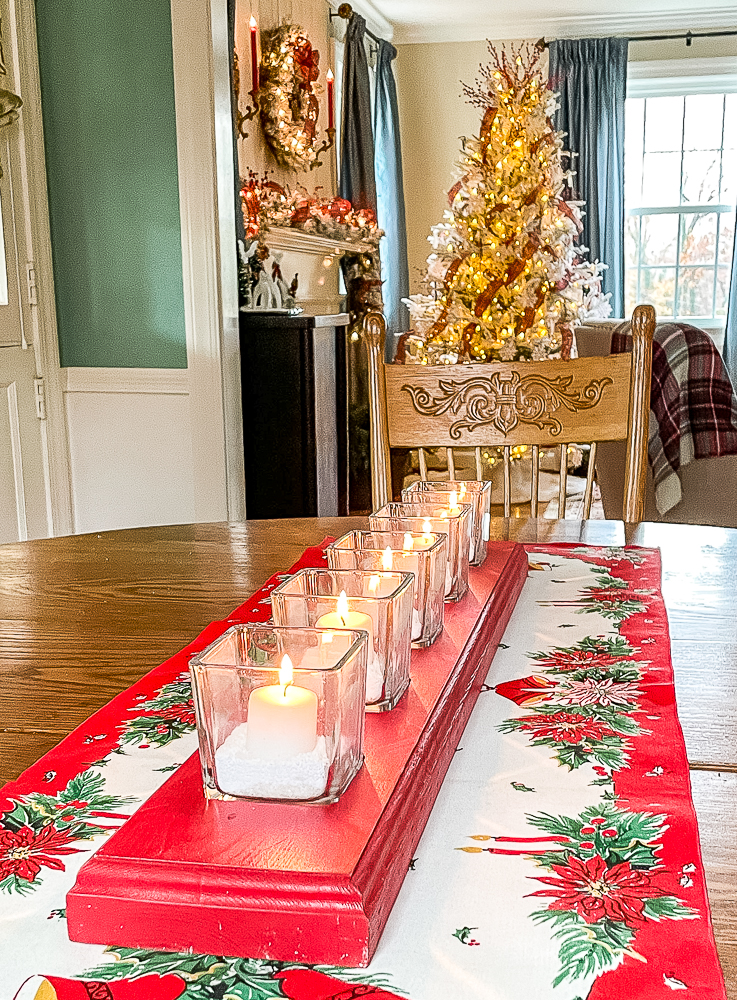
[355,0,737,45]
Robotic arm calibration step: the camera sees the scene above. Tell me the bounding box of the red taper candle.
[326,68,335,130]
[249,15,259,93]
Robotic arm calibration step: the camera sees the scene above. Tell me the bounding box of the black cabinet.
[239,312,350,518]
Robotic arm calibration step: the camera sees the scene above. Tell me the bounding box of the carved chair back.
[363,305,655,521]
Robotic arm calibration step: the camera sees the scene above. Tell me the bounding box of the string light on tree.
[403,43,610,365]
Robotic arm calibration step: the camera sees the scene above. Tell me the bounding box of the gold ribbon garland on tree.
[258,22,330,172]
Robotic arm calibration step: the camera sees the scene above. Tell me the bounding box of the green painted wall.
[35,0,187,368]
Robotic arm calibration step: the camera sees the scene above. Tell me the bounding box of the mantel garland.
[258,22,326,172]
[240,170,381,245]
[238,171,383,317]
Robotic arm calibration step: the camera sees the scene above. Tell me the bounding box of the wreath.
[258,23,323,172]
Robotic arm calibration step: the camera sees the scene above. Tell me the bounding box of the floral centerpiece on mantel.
[239,171,383,311]
[240,170,382,249]
[404,43,610,365]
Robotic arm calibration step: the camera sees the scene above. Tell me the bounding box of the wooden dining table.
[1,517,735,996]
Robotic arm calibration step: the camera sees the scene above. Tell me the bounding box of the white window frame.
[625,57,737,333]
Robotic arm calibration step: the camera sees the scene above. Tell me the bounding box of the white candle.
[299,629,353,670]
[365,571,397,598]
[245,655,318,760]
[316,591,383,703]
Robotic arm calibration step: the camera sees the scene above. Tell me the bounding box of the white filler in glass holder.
[271,568,414,712]
[189,624,367,803]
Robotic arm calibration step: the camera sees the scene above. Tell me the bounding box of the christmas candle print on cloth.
[0,542,726,1000]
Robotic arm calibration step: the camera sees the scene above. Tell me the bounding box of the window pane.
[644,96,684,152]
[721,148,737,203]
[677,266,716,317]
[625,215,640,266]
[716,266,731,316]
[642,151,681,206]
[640,213,678,265]
[719,212,735,266]
[680,212,717,266]
[625,98,645,207]
[683,94,724,151]
[625,268,639,314]
[681,150,720,205]
[640,267,676,316]
[724,94,737,149]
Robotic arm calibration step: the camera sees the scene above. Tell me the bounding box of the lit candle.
[215,653,330,799]
[245,655,318,759]
[299,629,353,670]
[316,591,383,703]
[326,68,335,130]
[249,15,259,94]
[422,519,434,547]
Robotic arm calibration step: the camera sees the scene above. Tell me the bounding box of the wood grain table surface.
[1,517,735,994]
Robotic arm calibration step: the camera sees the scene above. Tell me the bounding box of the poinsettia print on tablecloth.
[0,543,726,1000]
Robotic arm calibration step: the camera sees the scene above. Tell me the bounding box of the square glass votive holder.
[369,503,472,602]
[327,530,447,648]
[271,568,414,712]
[189,625,367,804]
[402,480,492,566]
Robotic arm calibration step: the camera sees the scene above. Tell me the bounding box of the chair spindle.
[558,445,568,518]
[530,445,540,518]
[503,446,511,517]
[419,448,428,480]
[446,448,456,480]
[583,442,597,519]
[474,447,483,480]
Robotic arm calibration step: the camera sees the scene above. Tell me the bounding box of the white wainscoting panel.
[62,368,196,534]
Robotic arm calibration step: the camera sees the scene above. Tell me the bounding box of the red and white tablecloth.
[0,543,726,1000]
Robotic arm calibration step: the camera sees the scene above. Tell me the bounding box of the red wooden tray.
[67,541,528,967]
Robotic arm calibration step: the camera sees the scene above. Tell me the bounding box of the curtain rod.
[539,28,737,48]
[329,3,383,46]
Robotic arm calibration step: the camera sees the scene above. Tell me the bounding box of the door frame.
[169,0,245,522]
[8,0,73,537]
[15,0,246,534]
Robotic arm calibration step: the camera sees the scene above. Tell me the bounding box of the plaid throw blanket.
[611,322,737,514]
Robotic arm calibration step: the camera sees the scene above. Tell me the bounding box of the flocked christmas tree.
[404,43,609,365]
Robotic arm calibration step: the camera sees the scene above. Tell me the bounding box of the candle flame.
[459,483,467,500]
[326,68,334,82]
[337,589,349,625]
[449,489,458,510]
[422,518,432,534]
[403,532,414,551]
[249,14,257,28]
[279,654,293,695]
[368,574,380,594]
[382,546,393,571]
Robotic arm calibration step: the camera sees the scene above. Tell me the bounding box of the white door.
[0,20,50,543]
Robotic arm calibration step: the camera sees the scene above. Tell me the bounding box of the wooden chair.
[364,304,655,521]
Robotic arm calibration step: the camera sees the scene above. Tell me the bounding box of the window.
[624,89,737,329]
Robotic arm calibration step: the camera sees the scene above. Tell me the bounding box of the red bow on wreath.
[293,36,320,89]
